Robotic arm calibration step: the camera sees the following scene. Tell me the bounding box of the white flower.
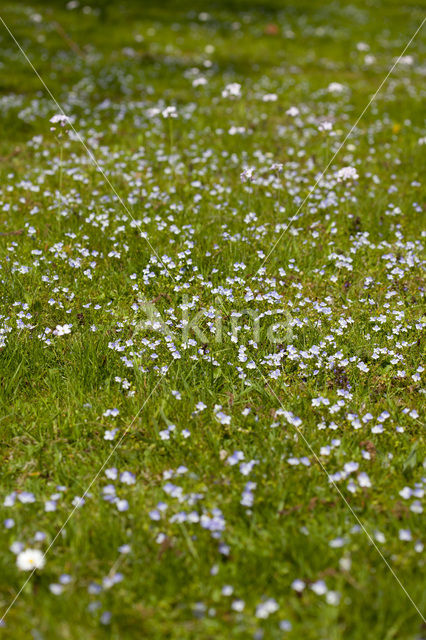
[222,82,241,98]
[328,82,346,94]
[291,579,306,592]
[396,55,413,65]
[162,106,177,119]
[49,583,64,595]
[339,555,352,571]
[357,472,371,488]
[120,471,136,485]
[228,126,246,135]
[255,598,279,619]
[192,77,207,87]
[4,492,16,507]
[343,461,358,474]
[227,450,244,465]
[374,530,386,543]
[116,499,129,512]
[318,121,333,132]
[399,529,412,541]
[103,408,119,417]
[53,324,72,336]
[329,536,346,548]
[410,501,422,514]
[214,410,231,425]
[286,106,299,117]
[240,167,255,183]
[311,580,327,595]
[335,166,359,182]
[49,114,71,126]
[16,548,45,571]
[18,491,35,504]
[262,93,277,102]
[326,591,341,605]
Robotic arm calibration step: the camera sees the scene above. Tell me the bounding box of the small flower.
[222,82,241,98]
[357,472,371,488]
[335,166,359,182]
[49,583,64,595]
[193,77,207,87]
[116,499,129,512]
[318,120,333,132]
[44,500,57,512]
[103,408,119,417]
[396,55,413,66]
[255,598,279,619]
[49,114,71,126]
[291,579,305,592]
[120,471,136,485]
[231,599,245,611]
[240,167,255,183]
[100,611,112,625]
[53,324,72,336]
[214,409,231,425]
[162,106,177,119]
[310,580,327,595]
[326,591,341,605]
[227,450,244,465]
[18,491,36,504]
[399,529,412,541]
[49,113,72,135]
[286,106,299,117]
[262,93,277,102]
[328,82,346,94]
[16,548,45,571]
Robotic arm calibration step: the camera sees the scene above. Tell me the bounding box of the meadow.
[0,0,425,638]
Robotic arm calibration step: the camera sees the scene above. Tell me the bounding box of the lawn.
[0,0,424,638]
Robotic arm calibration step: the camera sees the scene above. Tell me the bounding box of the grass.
[0,0,425,638]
